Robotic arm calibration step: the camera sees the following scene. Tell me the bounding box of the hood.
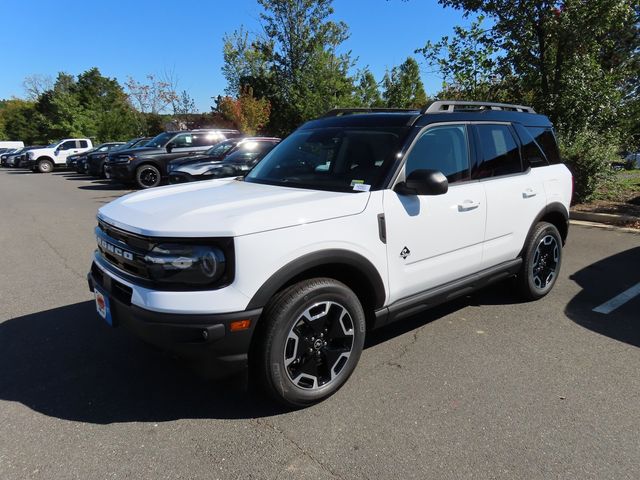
[98,178,370,237]
[169,154,218,170]
[110,146,162,157]
[175,160,224,175]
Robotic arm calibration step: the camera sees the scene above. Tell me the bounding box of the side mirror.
[394,169,449,196]
[166,142,175,153]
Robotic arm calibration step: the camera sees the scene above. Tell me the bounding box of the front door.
[383,124,487,304]
[55,140,79,165]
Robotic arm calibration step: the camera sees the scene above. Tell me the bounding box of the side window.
[172,133,193,148]
[527,127,561,164]
[60,140,77,150]
[405,124,470,183]
[192,133,223,147]
[79,140,89,148]
[513,124,547,168]
[473,124,522,178]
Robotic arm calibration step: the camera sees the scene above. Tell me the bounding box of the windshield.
[145,132,174,148]
[205,139,239,157]
[223,142,275,164]
[245,127,408,192]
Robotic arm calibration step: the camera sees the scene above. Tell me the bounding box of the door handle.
[458,199,481,211]
[522,188,537,198]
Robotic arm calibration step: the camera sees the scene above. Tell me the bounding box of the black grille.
[96,221,151,280]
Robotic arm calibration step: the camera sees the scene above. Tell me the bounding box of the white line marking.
[593,282,640,314]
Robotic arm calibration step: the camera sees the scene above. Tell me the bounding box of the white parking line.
[593,282,640,314]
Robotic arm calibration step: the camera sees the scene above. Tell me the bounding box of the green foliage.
[1,69,144,144]
[221,0,356,135]
[382,57,427,108]
[0,99,39,143]
[416,16,502,100]
[353,68,383,107]
[560,129,621,203]
[436,0,639,138]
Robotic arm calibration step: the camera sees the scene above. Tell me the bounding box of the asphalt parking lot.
[1,169,639,480]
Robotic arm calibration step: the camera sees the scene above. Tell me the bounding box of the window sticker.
[351,180,371,192]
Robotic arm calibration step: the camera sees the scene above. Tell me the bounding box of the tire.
[99,161,108,179]
[136,164,161,189]
[252,278,366,408]
[517,222,563,300]
[37,159,53,173]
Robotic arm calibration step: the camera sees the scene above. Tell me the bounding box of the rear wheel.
[517,222,563,300]
[252,278,366,407]
[37,159,53,173]
[136,164,161,189]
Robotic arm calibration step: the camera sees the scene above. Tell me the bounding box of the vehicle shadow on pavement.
[365,281,523,349]
[565,246,640,347]
[0,301,284,424]
[77,182,129,191]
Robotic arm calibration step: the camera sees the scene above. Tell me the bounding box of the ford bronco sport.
[88,101,572,407]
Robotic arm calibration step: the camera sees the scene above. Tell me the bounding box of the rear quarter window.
[526,127,561,164]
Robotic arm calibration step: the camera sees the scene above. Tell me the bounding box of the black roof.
[304,101,553,129]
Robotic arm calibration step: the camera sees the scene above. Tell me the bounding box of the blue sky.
[0,0,474,111]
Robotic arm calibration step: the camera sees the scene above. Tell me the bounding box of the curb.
[570,220,640,234]
[570,210,637,225]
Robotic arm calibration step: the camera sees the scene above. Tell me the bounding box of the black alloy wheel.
[517,221,563,300]
[253,278,366,407]
[136,164,161,188]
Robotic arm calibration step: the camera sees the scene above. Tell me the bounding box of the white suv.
[88,101,572,407]
[27,138,93,173]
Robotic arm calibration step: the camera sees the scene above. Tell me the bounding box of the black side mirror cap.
[166,142,174,152]
[394,169,449,196]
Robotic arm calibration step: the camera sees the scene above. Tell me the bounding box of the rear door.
[472,123,546,269]
[383,123,487,303]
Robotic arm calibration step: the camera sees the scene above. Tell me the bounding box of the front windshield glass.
[205,139,238,157]
[145,132,174,148]
[245,127,408,192]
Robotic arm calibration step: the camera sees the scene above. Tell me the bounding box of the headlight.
[112,155,134,164]
[144,243,226,286]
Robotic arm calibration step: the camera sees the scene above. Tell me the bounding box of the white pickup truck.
[26,138,93,173]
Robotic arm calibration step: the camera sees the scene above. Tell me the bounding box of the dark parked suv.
[86,138,151,177]
[105,129,241,188]
[168,137,280,184]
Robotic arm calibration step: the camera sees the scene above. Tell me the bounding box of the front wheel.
[252,278,366,408]
[136,164,161,189]
[517,222,563,300]
[37,159,53,173]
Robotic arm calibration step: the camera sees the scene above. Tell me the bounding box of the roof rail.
[423,100,536,114]
[322,107,418,117]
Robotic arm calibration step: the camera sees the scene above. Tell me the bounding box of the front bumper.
[105,162,135,182]
[87,261,262,378]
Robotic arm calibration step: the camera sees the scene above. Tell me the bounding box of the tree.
[22,74,53,101]
[436,0,640,135]
[31,69,142,143]
[353,68,383,107]
[222,27,270,96]
[172,90,198,126]
[0,99,40,143]
[125,72,179,114]
[216,86,271,135]
[382,57,428,108]
[221,0,356,135]
[416,16,507,100]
